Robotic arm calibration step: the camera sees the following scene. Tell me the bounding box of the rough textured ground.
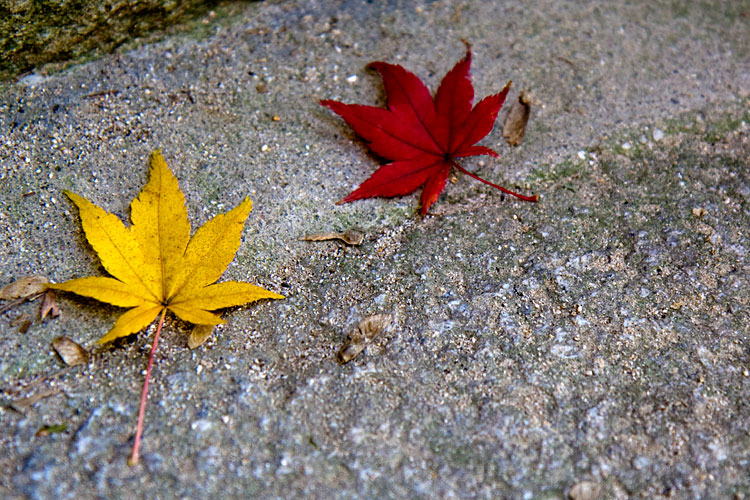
[1,1,748,499]
[0,0,227,80]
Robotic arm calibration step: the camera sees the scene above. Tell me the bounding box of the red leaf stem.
[451,162,538,202]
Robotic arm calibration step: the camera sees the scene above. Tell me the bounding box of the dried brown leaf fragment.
[188,324,215,349]
[0,275,49,300]
[10,313,32,330]
[337,313,393,364]
[502,90,532,147]
[9,388,60,414]
[52,337,90,366]
[299,229,365,246]
[40,290,61,320]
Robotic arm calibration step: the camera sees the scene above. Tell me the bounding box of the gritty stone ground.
[0,0,227,81]
[0,1,748,499]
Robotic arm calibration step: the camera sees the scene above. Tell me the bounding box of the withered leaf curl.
[338,313,393,364]
[502,90,532,147]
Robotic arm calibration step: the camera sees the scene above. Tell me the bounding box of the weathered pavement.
[1,1,748,498]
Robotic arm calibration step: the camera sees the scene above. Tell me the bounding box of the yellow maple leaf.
[51,150,283,343]
[49,150,283,465]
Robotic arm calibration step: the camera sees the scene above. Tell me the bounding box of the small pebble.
[346,74,358,83]
[569,481,602,500]
[632,455,651,469]
[621,141,632,150]
[653,128,664,141]
[577,150,587,160]
[191,419,214,434]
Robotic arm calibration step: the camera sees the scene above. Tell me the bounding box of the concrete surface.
[0,1,748,498]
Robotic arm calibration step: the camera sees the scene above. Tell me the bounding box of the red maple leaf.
[321,46,538,216]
